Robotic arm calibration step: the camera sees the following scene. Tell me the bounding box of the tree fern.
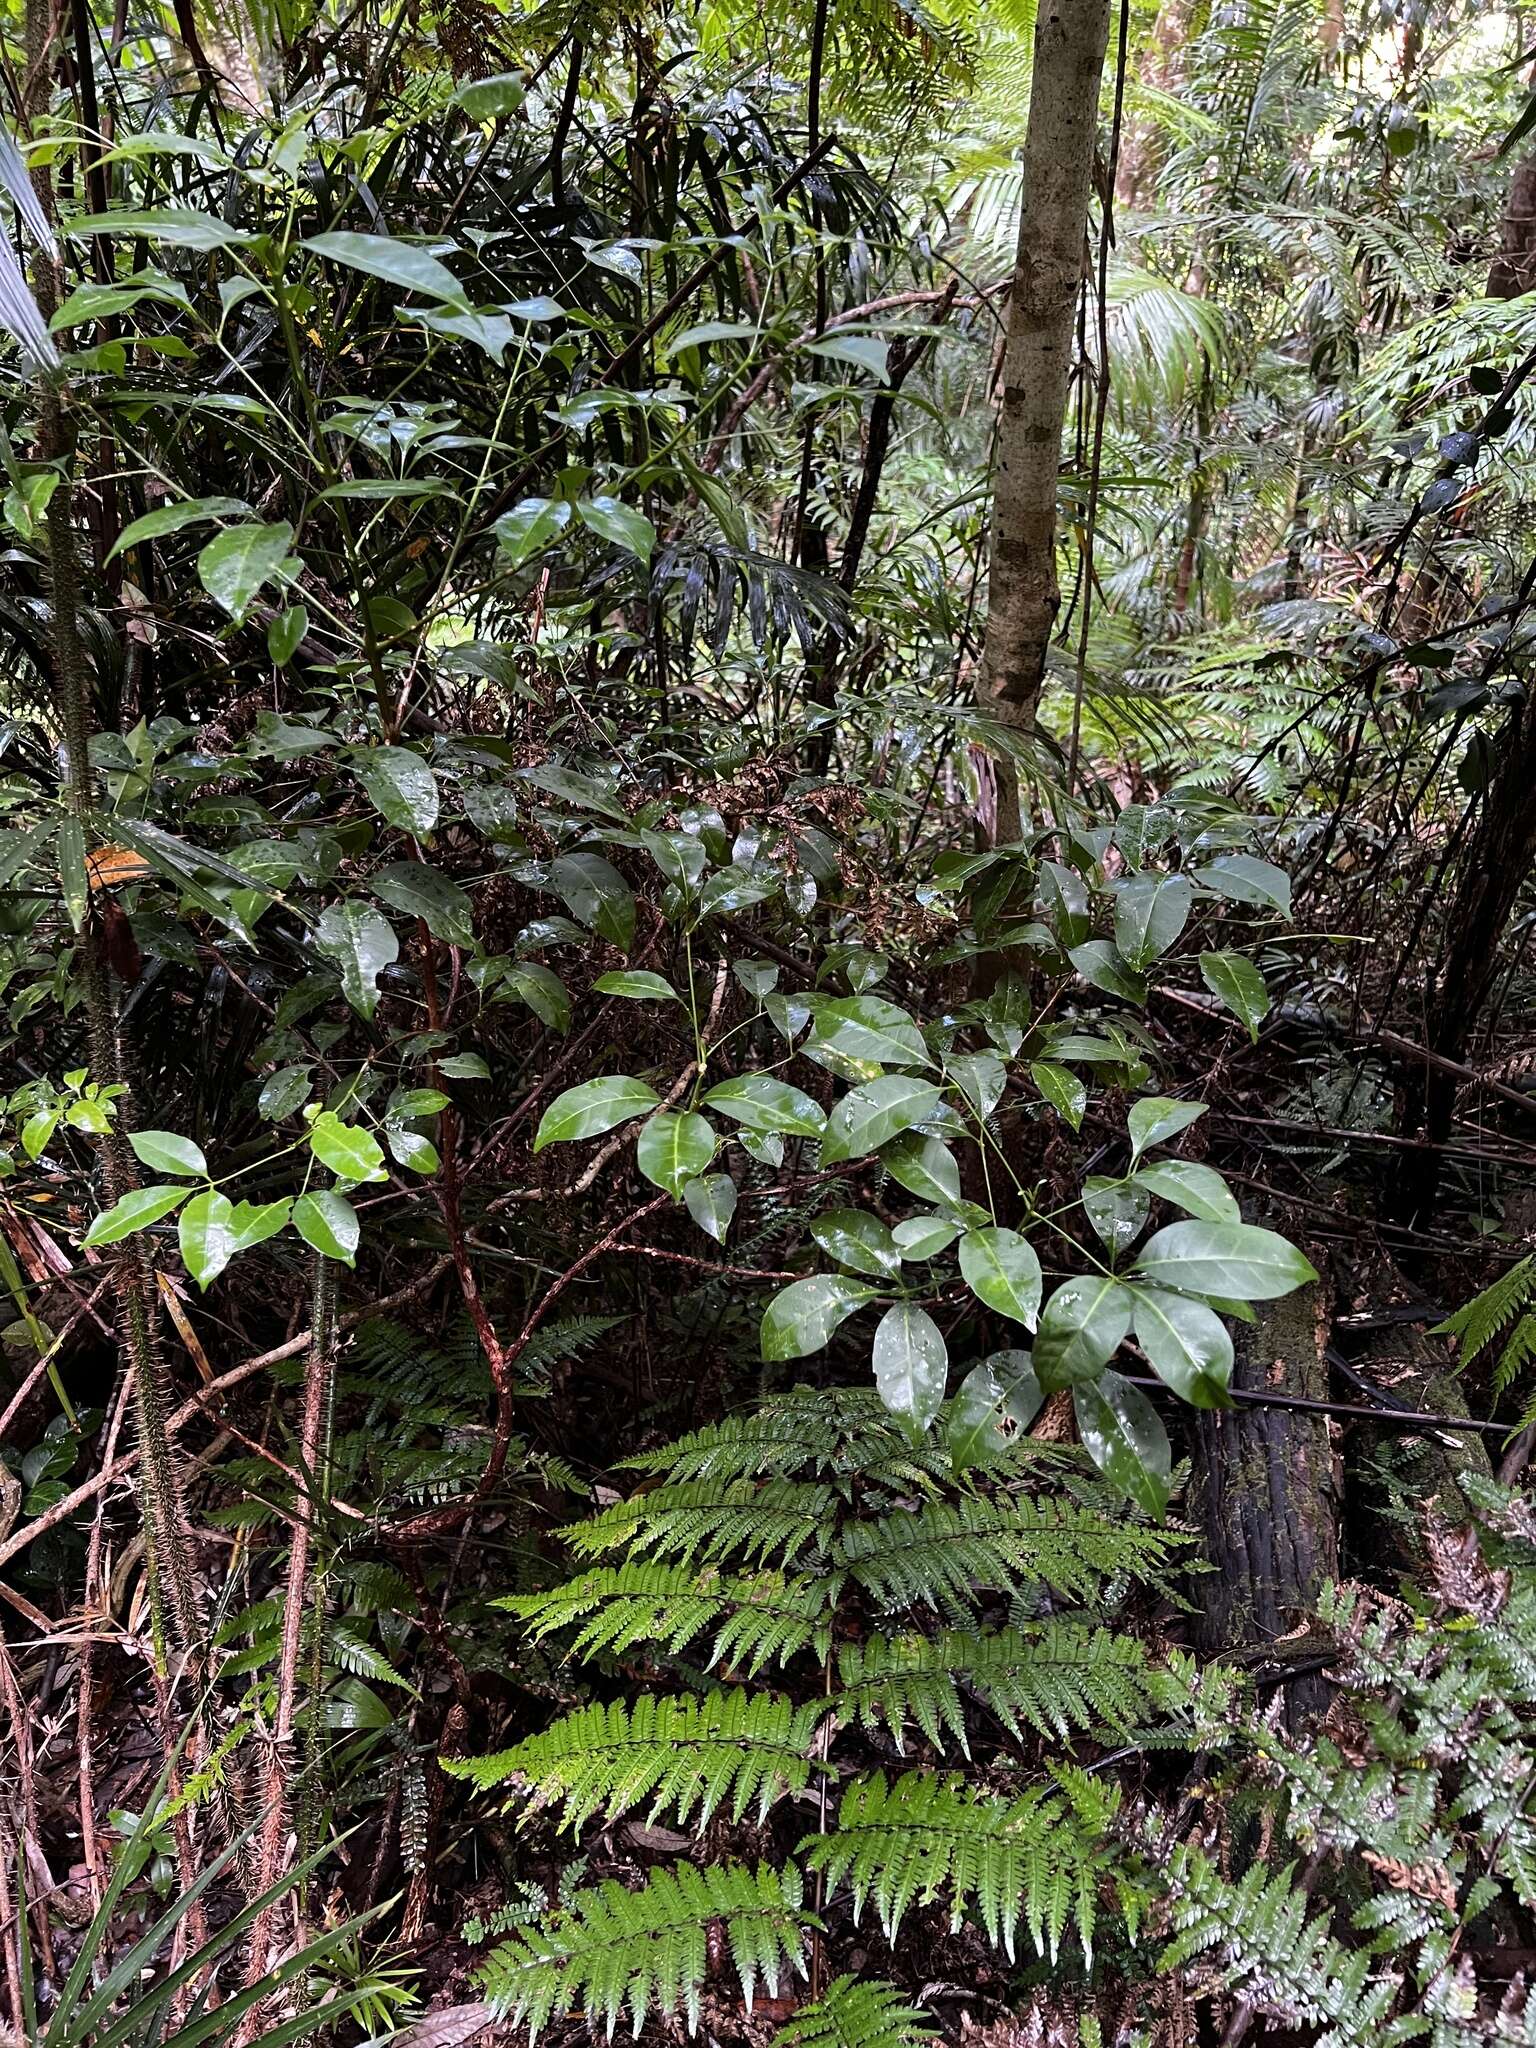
[476,1860,810,2040]
[619,1386,953,1496]
[496,1561,834,1671]
[770,1978,937,2048]
[445,1689,828,1829]
[831,1622,1211,1755]
[1434,1255,1536,1366]
[558,1479,838,1569]
[801,1769,1117,1963]
[835,1495,1181,1619]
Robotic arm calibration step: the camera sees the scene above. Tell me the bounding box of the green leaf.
[820,1077,941,1165]
[455,72,526,118]
[1112,874,1192,969]
[1133,1222,1318,1300]
[387,1128,441,1174]
[1199,951,1270,1042]
[128,1129,207,1177]
[575,496,656,563]
[82,1184,188,1246]
[308,1112,388,1183]
[227,1198,292,1251]
[292,1189,360,1265]
[258,1065,312,1123]
[304,230,465,302]
[943,1051,1006,1120]
[494,496,571,568]
[503,962,573,1034]
[21,1109,58,1161]
[761,1275,875,1360]
[879,1131,961,1207]
[1128,1097,1204,1160]
[373,860,473,944]
[701,1075,825,1137]
[636,1111,716,1197]
[593,971,678,1003]
[1034,1276,1135,1390]
[805,997,931,1071]
[1195,854,1291,916]
[959,1228,1042,1328]
[107,495,248,562]
[315,901,399,1020]
[1037,860,1090,946]
[812,1209,901,1279]
[534,1076,661,1150]
[197,521,293,621]
[551,852,635,950]
[68,206,256,249]
[1073,1371,1171,1518]
[1131,1287,1233,1408]
[354,748,440,835]
[1131,1159,1239,1224]
[439,1053,490,1080]
[946,1352,1044,1473]
[268,605,308,666]
[1067,941,1147,1005]
[57,816,87,932]
[806,333,889,379]
[872,1303,947,1437]
[179,1188,237,1290]
[891,1215,961,1261]
[1030,1062,1085,1129]
[683,1173,736,1242]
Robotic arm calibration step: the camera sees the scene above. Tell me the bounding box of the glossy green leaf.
[129,1129,207,1177]
[179,1188,237,1290]
[1199,951,1271,1042]
[1073,1370,1171,1517]
[292,1189,360,1265]
[1034,1275,1135,1390]
[593,971,679,1003]
[760,1275,875,1360]
[494,495,572,567]
[820,1077,941,1165]
[959,1228,1042,1328]
[1030,1061,1085,1129]
[355,748,440,836]
[1067,941,1147,1005]
[943,1051,1006,1120]
[372,860,474,945]
[1082,1176,1151,1255]
[1128,1097,1205,1160]
[439,1052,491,1080]
[683,1173,736,1243]
[534,1075,660,1150]
[945,1352,1043,1473]
[811,1209,901,1279]
[891,1214,961,1260]
[258,1065,312,1122]
[871,1303,947,1437]
[575,496,656,562]
[1195,854,1291,916]
[1112,874,1192,969]
[227,1198,292,1251]
[551,852,635,950]
[1131,1286,1233,1408]
[1132,1159,1239,1224]
[879,1131,961,1206]
[267,605,308,666]
[308,1112,387,1183]
[315,901,399,1020]
[1133,1221,1319,1300]
[635,1111,716,1197]
[305,230,465,302]
[805,996,931,1071]
[197,521,293,621]
[107,495,247,562]
[701,1075,825,1137]
[82,1184,188,1246]
[502,962,572,1034]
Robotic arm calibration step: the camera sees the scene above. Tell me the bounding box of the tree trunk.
[1190,1262,1339,1730]
[976,0,1110,844]
[1489,155,1536,299]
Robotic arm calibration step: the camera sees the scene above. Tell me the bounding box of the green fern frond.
[620,1387,951,1496]
[477,1860,810,2041]
[801,1769,1114,1963]
[446,1689,828,1829]
[496,1562,833,1672]
[1434,1256,1536,1366]
[1497,1314,1536,1397]
[1157,1842,1412,2048]
[836,1496,1180,1620]
[770,1977,937,2048]
[832,1622,1183,1755]
[559,1479,837,1568]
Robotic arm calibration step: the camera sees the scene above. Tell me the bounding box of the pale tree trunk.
[976,0,1110,844]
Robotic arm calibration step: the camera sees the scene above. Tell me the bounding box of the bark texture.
[976,0,1110,843]
[1190,1265,1339,1729]
[1489,154,1536,300]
